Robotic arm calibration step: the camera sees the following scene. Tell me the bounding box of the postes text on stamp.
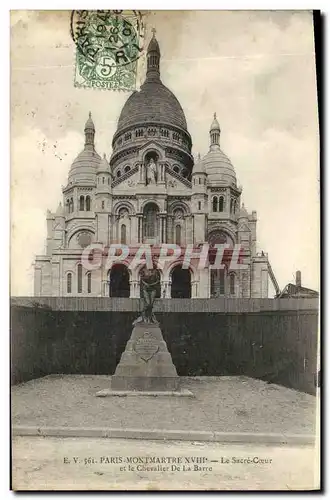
[71,10,145,91]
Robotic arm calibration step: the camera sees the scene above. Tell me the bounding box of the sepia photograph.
[10,9,320,491]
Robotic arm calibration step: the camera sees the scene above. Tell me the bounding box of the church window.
[219,269,225,295]
[102,201,105,210]
[175,224,181,245]
[86,196,91,211]
[117,170,121,178]
[79,195,85,211]
[124,165,131,174]
[173,165,180,174]
[66,199,70,213]
[70,197,74,213]
[229,274,235,295]
[77,264,82,293]
[219,196,224,212]
[67,273,72,294]
[199,178,201,184]
[121,224,127,244]
[87,272,92,294]
[212,196,218,212]
[230,199,234,214]
[102,177,105,184]
[144,203,158,239]
[198,201,202,210]
[210,268,226,297]
[108,177,110,185]
[233,200,236,214]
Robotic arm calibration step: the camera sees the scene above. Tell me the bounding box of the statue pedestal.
[110,322,179,392]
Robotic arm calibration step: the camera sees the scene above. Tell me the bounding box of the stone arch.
[165,259,197,282]
[168,262,193,299]
[140,199,162,213]
[108,263,131,298]
[79,195,85,211]
[207,228,235,247]
[113,200,135,216]
[67,227,95,249]
[140,144,164,163]
[86,270,92,294]
[64,270,74,294]
[168,200,191,216]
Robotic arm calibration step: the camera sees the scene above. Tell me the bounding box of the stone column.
[130,280,140,298]
[168,277,172,298]
[159,214,167,244]
[138,163,145,184]
[158,162,166,185]
[167,216,174,244]
[161,280,170,298]
[158,216,162,244]
[137,214,143,243]
[163,215,167,243]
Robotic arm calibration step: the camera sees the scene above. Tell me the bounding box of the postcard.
[11,10,320,491]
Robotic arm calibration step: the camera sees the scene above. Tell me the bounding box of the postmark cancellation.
[71,10,146,91]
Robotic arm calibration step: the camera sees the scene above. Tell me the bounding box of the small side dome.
[69,149,101,184]
[55,202,65,217]
[68,113,101,184]
[238,203,249,219]
[97,153,111,174]
[192,153,205,174]
[203,113,236,186]
[203,149,236,186]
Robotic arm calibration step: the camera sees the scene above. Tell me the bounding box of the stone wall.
[11,299,318,394]
[11,296,319,312]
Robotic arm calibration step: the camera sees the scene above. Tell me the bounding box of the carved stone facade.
[34,34,269,299]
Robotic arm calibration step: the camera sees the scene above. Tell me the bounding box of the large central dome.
[117,81,187,132]
[115,32,187,135]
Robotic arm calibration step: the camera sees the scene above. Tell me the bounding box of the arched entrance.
[171,265,191,298]
[109,264,130,297]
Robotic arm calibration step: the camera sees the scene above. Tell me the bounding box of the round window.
[77,231,92,248]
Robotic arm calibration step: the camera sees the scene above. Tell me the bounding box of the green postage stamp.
[71,10,145,91]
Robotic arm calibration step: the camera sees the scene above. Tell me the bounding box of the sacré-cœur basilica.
[34,33,274,299]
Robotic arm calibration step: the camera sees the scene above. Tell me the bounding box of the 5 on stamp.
[71,10,145,91]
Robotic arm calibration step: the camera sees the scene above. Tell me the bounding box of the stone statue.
[133,267,160,325]
[146,158,157,185]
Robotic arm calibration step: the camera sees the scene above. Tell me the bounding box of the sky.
[10,10,319,296]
